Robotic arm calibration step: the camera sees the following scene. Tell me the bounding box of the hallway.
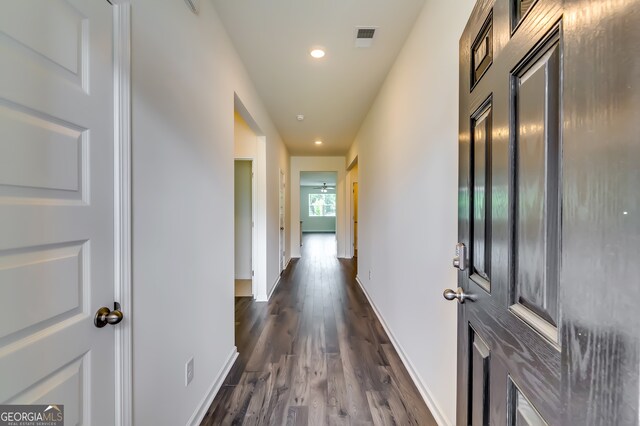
[201,234,436,425]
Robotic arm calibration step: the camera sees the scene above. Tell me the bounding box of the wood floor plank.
[286,406,309,426]
[220,373,261,425]
[326,353,350,424]
[307,325,327,424]
[264,355,295,425]
[333,295,374,422]
[366,391,393,426]
[380,345,438,425]
[243,369,275,426]
[288,354,310,407]
[202,233,437,425]
[245,315,277,372]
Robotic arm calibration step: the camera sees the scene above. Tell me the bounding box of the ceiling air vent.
[355,27,377,48]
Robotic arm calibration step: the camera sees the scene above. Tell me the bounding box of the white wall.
[290,157,347,257]
[131,0,288,424]
[348,0,474,424]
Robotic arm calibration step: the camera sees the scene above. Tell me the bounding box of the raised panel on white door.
[0,100,86,201]
[7,356,87,426]
[0,0,86,87]
[0,242,86,342]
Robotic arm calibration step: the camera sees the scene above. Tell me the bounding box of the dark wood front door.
[454,0,640,424]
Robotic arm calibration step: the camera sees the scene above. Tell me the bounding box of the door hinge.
[252,270,255,277]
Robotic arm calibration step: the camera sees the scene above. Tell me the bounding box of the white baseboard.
[266,275,281,301]
[186,347,238,426]
[355,277,452,426]
[266,258,292,301]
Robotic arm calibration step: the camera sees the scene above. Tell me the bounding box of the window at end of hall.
[309,194,336,217]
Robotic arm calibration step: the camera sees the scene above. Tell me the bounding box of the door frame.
[112,2,133,425]
[235,158,257,296]
[346,156,358,259]
[279,169,286,273]
[233,95,268,300]
[352,181,358,258]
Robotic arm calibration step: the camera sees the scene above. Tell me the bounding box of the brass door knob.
[94,303,124,328]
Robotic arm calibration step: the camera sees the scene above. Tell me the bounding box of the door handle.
[443,287,474,304]
[280,227,284,230]
[94,302,124,328]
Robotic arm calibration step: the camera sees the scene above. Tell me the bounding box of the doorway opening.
[233,106,260,299]
[300,171,337,257]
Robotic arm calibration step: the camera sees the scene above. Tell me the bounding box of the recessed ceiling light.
[310,49,325,59]
[314,140,323,145]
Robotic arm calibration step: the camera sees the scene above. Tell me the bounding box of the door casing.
[279,169,286,273]
[112,2,133,425]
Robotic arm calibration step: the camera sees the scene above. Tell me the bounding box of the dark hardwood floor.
[201,233,437,425]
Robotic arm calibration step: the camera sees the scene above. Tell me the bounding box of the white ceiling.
[212,0,426,156]
[300,171,337,187]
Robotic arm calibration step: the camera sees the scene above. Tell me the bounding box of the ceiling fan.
[313,183,335,193]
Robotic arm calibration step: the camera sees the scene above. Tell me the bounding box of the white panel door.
[279,170,285,272]
[0,1,117,425]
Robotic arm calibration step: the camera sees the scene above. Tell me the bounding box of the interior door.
[279,169,286,272]
[452,0,563,424]
[353,182,358,258]
[234,160,253,281]
[0,1,118,424]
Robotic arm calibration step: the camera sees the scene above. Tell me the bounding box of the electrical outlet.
[185,357,194,387]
